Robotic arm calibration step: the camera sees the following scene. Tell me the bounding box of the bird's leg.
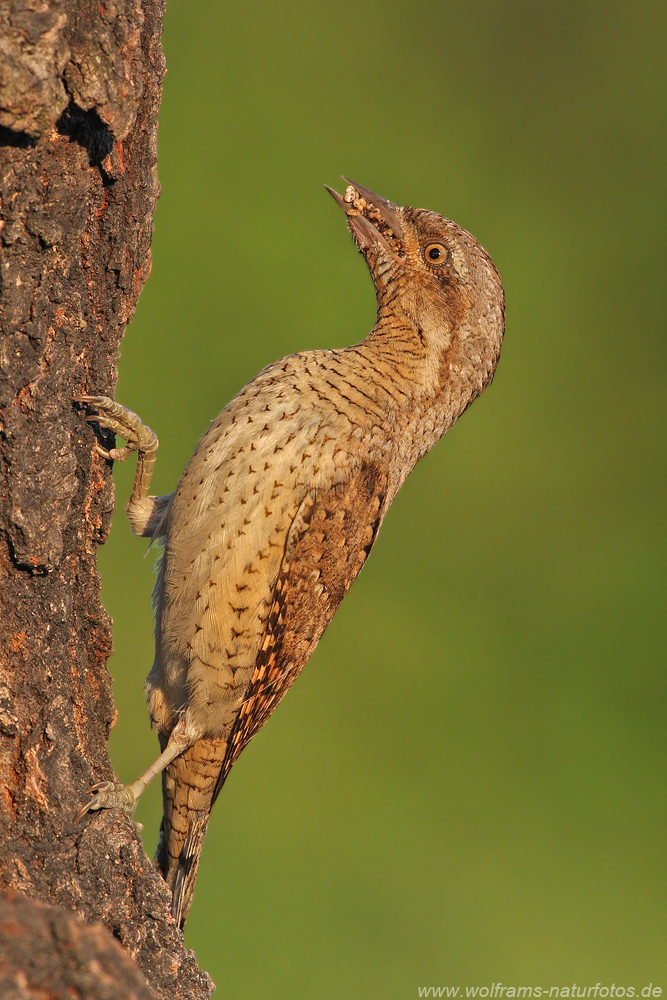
[73,394,169,538]
[73,726,191,823]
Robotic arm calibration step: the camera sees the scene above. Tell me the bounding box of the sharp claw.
[85,780,116,794]
[73,800,95,823]
[73,394,112,407]
[94,444,112,460]
[73,780,114,822]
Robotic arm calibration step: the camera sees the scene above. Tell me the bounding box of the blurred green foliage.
[99,0,666,994]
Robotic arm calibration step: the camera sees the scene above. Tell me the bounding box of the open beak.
[326,177,405,258]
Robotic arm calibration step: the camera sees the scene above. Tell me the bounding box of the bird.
[73,179,505,929]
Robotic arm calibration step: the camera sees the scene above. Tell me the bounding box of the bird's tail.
[154,737,229,929]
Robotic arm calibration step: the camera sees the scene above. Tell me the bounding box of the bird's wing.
[214,457,390,798]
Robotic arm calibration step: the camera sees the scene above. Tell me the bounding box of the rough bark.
[0,890,156,1000]
[0,1,213,996]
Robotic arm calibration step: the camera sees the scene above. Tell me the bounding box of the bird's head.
[326,179,504,371]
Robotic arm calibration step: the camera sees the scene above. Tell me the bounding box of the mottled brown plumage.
[74,179,505,928]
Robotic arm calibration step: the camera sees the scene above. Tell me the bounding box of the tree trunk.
[0,1,213,996]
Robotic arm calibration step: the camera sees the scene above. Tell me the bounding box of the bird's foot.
[72,395,158,462]
[73,780,138,823]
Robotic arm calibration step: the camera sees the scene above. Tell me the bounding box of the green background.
[100,1,666,995]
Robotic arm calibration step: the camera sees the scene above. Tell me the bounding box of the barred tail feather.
[170,811,211,928]
[154,737,228,930]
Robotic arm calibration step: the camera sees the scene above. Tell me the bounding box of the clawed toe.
[72,394,110,407]
[94,442,136,462]
[73,780,138,823]
[73,395,157,459]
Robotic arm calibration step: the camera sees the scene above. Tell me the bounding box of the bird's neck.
[363,304,428,371]
[353,302,484,456]
[360,302,452,401]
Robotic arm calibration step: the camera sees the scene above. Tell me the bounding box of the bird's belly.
[149,492,303,739]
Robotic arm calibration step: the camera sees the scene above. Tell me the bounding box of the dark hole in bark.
[72,400,117,454]
[56,102,114,171]
[0,125,36,148]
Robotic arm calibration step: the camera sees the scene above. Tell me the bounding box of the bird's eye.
[424,243,448,264]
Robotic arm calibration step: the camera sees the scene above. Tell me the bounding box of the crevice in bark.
[0,125,36,149]
[71,400,117,456]
[56,101,115,180]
